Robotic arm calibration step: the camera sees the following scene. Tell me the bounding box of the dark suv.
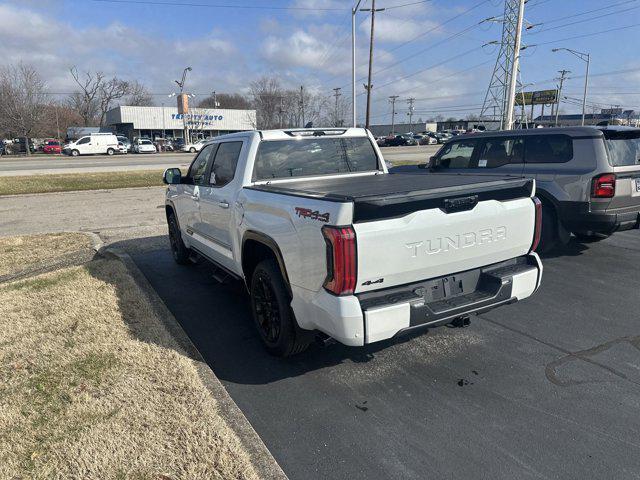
[391,126,640,251]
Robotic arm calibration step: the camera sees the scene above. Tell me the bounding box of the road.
[4,186,640,479]
[0,145,437,176]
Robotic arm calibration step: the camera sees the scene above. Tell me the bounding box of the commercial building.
[105,105,256,141]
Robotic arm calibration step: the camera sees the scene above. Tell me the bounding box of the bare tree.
[198,93,251,110]
[249,76,283,129]
[127,80,154,106]
[69,67,145,125]
[0,64,48,155]
[97,77,129,126]
[69,67,102,126]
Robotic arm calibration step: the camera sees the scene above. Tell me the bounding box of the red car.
[42,140,62,154]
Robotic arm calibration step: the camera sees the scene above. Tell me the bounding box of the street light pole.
[552,48,590,126]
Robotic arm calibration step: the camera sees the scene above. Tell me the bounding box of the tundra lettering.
[406,227,507,257]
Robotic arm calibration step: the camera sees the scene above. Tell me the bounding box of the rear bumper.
[559,202,640,234]
[291,254,542,346]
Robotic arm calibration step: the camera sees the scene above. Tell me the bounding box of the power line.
[529,3,640,35]
[534,21,640,47]
[531,0,637,26]
[360,46,486,98]
[91,0,346,10]
[385,0,432,10]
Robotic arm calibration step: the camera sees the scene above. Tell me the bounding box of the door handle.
[217,201,230,209]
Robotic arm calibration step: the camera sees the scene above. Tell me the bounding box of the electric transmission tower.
[480,0,526,130]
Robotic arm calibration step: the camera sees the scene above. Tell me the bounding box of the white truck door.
[198,140,244,272]
[174,144,216,245]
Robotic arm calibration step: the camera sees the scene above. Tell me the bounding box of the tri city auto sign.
[171,113,224,126]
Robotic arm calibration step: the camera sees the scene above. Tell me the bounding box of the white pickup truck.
[163,128,543,356]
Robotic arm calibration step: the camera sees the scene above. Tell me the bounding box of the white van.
[64,133,119,156]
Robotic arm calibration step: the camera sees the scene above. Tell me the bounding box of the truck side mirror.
[163,167,182,185]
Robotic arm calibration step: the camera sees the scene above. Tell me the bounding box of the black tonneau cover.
[248,172,534,223]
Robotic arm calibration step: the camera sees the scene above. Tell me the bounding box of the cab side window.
[186,144,215,185]
[437,140,478,169]
[477,138,524,168]
[209,141,243,187]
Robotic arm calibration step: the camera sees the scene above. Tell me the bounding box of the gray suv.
[392,126,640,251]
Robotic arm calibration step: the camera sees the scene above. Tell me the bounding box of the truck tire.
[189,147,196,153]
[250,258,310,357]
[106,148,115,156]
[167,212,191,265]
[71,149,80,157]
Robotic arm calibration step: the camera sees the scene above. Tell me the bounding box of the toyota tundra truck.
[163,128,543,356]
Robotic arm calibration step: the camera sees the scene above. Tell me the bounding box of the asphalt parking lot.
[127,230,640,480]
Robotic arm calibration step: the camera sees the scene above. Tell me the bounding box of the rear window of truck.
[253,137,380,180]
[604,131,640,166]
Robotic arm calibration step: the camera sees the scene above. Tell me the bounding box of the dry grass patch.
[0,233,92,277]
[0,256,258,479]
[0,170,164,196]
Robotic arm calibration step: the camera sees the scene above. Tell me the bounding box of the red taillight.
[592,173,616,198]
[530,197,542,253]
[322,226,357,296]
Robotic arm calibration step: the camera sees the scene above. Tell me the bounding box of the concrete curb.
[103,247,288,480]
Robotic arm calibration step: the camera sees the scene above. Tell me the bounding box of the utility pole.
[351,0,364,127]
[278,96,284,129]
[299,85,305,127]
[333,87,342,127]
[406,97,415,132]
[363,0,384,130]
[504,0,525,130]
[554,69,570,126]
[389,95,399,135]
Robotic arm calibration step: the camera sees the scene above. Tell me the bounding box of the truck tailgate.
[354,194,536,294]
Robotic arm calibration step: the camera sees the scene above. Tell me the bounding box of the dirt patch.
[0,232,93,277]
[0,243,258,479]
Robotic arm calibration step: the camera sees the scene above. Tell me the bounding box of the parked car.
[181,138,208,153]
[117,141,128,154]
[64,133,119,156]
[117,136,131,151]
[173,138,186,150]
[392,126,640,251]
[162,128,542,356]
[42,140,62,154]
[133,139,157,154]
[414,134,437,145]
[386,134,416,147]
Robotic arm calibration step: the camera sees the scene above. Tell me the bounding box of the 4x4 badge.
[295,207,330,222]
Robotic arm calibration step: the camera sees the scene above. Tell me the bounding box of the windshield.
[253,137,380,180]
[605,132,640,167]
[140,140,152,145]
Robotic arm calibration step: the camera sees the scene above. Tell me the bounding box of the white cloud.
[0,3,243,98]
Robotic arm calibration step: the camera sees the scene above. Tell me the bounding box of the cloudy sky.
[2,0,640,124]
